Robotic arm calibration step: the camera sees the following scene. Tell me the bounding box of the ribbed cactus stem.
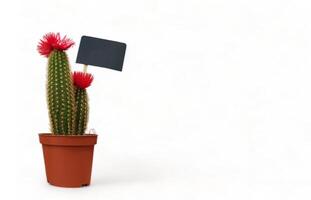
[47,50,75,135]
[74,87,89,134]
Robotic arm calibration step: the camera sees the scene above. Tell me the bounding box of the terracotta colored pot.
[39,133,97,187]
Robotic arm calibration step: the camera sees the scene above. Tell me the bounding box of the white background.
[1,0,311,199]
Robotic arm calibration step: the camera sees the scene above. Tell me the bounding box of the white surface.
[1,0,311,199]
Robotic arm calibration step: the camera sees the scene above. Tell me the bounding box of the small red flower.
[73,72,94,89]
[37,32,74,57]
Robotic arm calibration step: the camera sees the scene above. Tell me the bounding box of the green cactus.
[74,87,89,134]
[47,50,75,135]
[73,71,94,134]
[37,33,76,135]
[38,33,94,135]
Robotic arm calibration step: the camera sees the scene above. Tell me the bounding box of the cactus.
[38,33,76,135]
[73,72,94,134]
[37,33,94,135]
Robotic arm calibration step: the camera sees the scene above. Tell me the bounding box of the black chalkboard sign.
[76,36,126,71]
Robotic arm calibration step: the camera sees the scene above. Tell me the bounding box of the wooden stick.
[83,64,88,73]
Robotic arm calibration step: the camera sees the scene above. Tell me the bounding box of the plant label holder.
[76,36,127,72]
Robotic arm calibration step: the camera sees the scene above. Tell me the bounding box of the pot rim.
[39,133,97,137]
[39,133,98,146]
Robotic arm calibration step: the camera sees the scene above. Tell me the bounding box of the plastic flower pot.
[39,133,97,187]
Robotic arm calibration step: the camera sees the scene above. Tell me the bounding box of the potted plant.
[37,33,97,187]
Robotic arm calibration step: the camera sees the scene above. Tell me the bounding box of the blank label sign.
[76,36,127,71]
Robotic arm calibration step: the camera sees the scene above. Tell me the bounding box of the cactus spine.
[47,50,75,135]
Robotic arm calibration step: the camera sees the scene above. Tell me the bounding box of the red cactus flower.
[37,32,74,57]
[73,71,94,89]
